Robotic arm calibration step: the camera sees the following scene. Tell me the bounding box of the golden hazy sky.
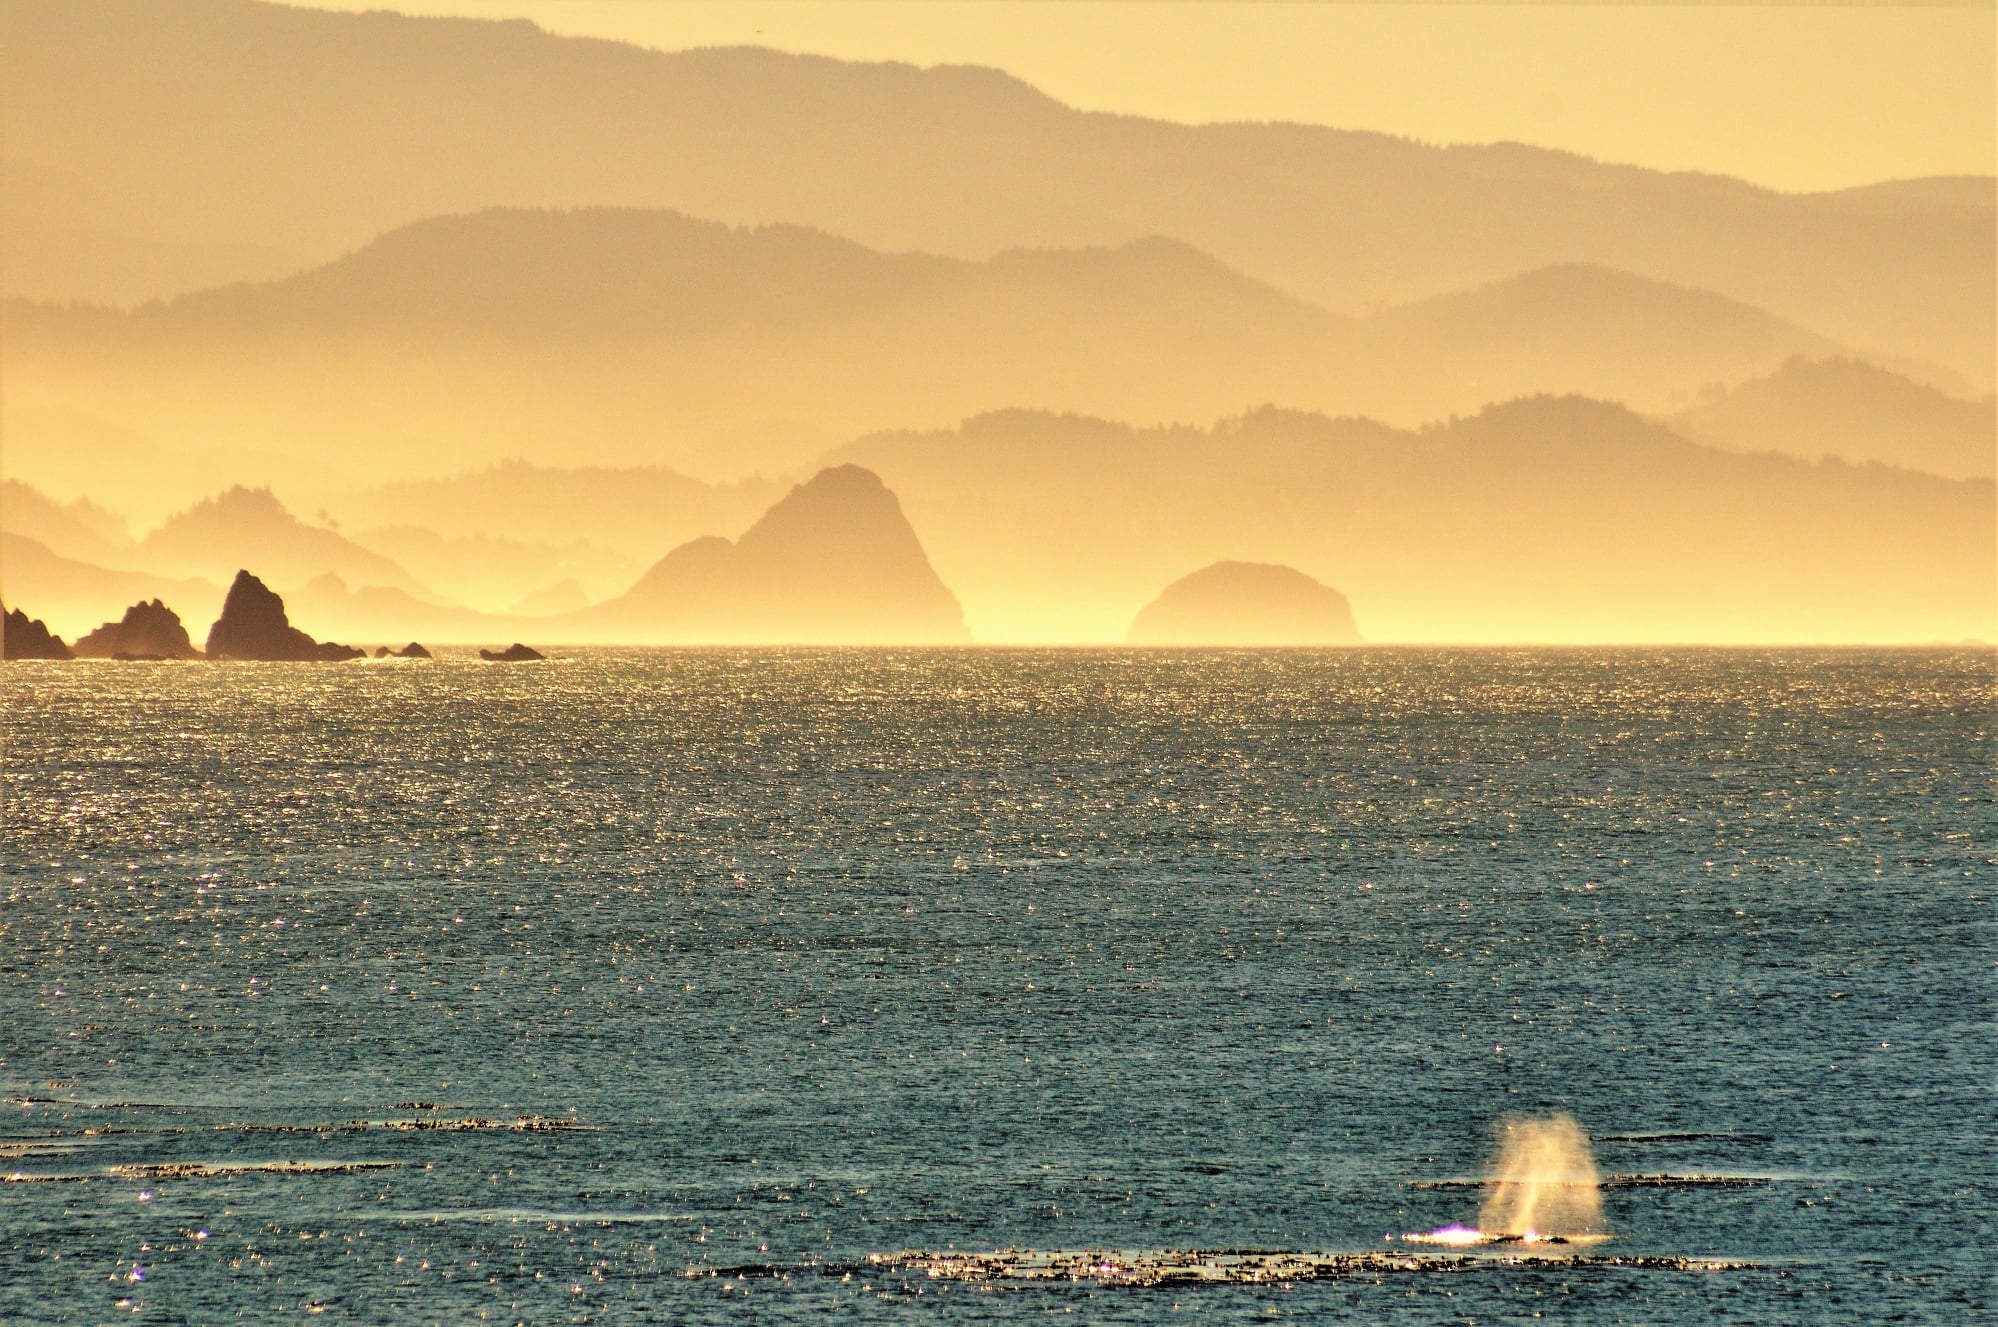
[287,1,1996,193]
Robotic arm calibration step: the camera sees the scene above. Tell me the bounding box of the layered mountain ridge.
[10,0,1991,389]
[834,397,1995,644]
[3,0,1989,648]
[13,206,1974,486]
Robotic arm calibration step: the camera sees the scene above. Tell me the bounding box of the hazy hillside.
[833,399,1995,644]
[1,155,307,308]
[0,480,135,567]
[326,453,779,555]
[1671,358,1996,480]
[1369,266,1839,408]
[7,0,1989,386]
[0,400,374,528]
[139,486,434,597]
[8,208,1909,481]
[570,465,968,643]
[0,534,224,640]
[347,527,628,613]
[284,574,523,646]
[321,455,782,604]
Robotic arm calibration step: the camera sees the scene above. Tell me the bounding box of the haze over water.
[2,649,1991,1322]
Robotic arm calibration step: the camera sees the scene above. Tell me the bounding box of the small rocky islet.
[1127,561,1363,645]
[2,571,539,664]
[478,642,545,661]
[73,598,202,660]
[205,569,367,660]
[2,603,72,659]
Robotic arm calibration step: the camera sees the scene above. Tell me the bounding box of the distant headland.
[1128,562,1363,645]
[567,465,969,644]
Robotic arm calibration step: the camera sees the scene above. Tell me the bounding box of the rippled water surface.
[3,649,1992,1324]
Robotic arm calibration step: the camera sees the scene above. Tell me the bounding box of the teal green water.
[2,649,1992,1323]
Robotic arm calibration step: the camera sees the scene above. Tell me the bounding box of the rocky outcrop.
[374,641,433,659]
[74,599,202,659]
[479,643,544,661]
[204,570,364,661]
[575,465,968,643]
[2,603,73,659]
[1127,562,1362,645]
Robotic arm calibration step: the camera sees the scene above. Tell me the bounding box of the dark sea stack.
[479,643,544,661]
[580,465,969,643]
[204,569,364,661]
[74,599,202,660]
[2,603,73,659]
[395,642,433,659]
[373,645,391,658]
[1127,561,1363,645]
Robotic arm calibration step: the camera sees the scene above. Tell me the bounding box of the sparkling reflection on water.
[1,648,1992,1323]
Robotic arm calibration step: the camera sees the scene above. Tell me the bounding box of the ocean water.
[2,648,1992,1325]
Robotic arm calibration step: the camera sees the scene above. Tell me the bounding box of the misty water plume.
[1477,1113,1606,1240]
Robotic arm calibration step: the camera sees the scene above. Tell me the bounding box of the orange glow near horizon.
[2,0,1991,647]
